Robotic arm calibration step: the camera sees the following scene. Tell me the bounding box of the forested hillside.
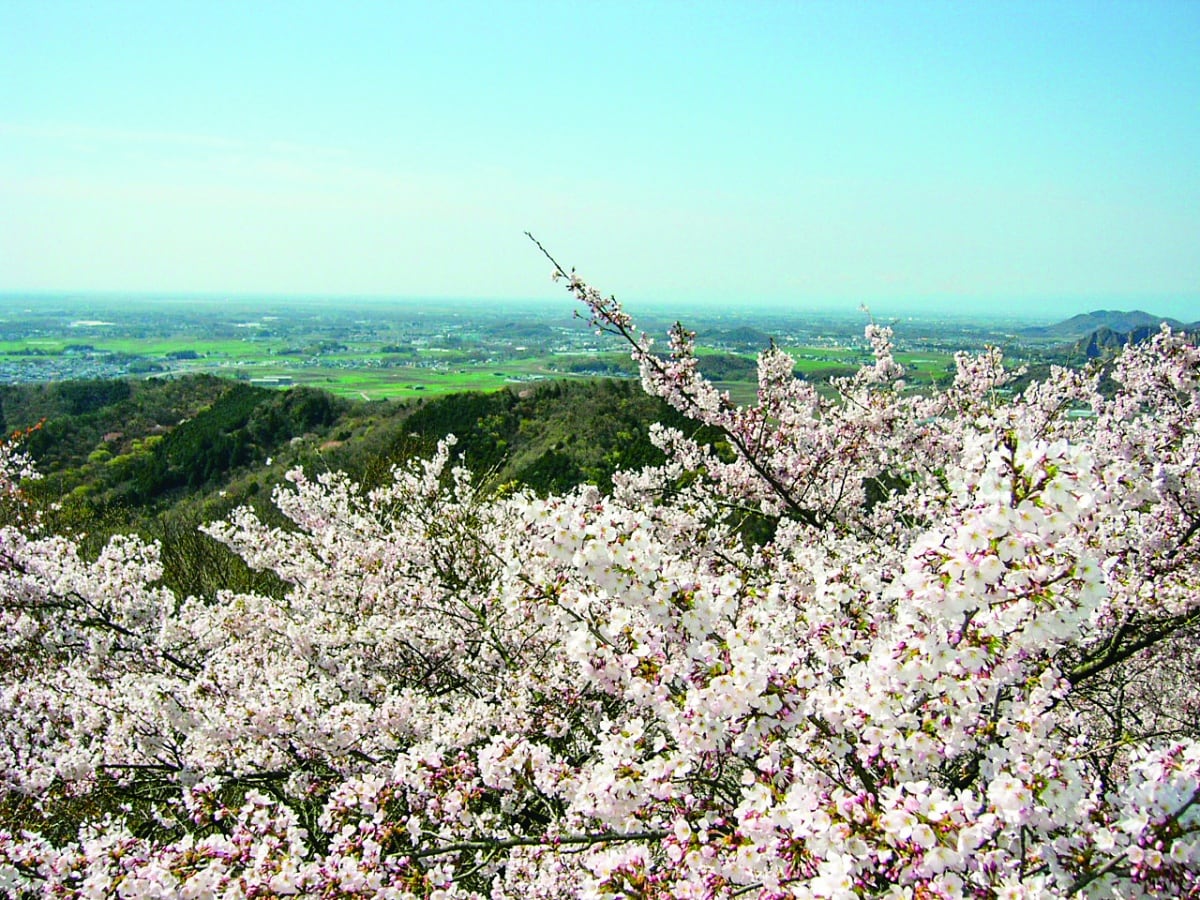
[3,373,704,545]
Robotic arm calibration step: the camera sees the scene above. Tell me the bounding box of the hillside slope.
[7,374,701,529]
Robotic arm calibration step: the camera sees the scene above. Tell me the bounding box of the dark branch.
[410,828,670,860]
[1068,609,1200,687]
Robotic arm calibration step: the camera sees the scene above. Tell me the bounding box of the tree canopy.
[0,272,1197,897]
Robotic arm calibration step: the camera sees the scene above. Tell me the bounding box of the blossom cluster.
[0,272,1198,897]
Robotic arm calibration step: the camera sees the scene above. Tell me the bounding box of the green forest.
[2,374,709,592]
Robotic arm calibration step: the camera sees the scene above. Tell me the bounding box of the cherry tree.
[0,257,1197,898]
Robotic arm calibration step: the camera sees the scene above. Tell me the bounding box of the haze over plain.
[1,1,1197,320]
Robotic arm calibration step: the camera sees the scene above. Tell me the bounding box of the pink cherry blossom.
[0,258,1197,897]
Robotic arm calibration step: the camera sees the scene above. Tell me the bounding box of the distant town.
[0,294,1193,400]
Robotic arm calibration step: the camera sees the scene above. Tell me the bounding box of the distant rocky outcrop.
[1073,325,1164,359]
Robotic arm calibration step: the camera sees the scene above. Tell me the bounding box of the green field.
[0,328,958,403]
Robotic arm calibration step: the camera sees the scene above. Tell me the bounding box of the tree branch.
[1068,609,1200,687]
[409,828,670,860]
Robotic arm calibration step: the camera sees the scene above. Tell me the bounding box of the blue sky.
[1,1,1197,318]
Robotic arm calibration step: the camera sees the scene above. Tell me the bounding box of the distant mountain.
[1022,310,1186,341]
[711,326,774,350]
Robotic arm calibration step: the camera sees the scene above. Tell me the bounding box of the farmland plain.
[0,293,1064,403]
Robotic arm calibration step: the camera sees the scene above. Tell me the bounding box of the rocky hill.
[1021,309,1188,342]
[1072,324,1164,359]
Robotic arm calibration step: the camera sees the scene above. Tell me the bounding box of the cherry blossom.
[0,258,1197,897]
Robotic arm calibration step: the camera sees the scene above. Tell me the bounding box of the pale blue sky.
[1,1,1197,317]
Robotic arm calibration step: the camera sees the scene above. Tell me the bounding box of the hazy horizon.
[2,2,1198,317]
[4,289,1197,329]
